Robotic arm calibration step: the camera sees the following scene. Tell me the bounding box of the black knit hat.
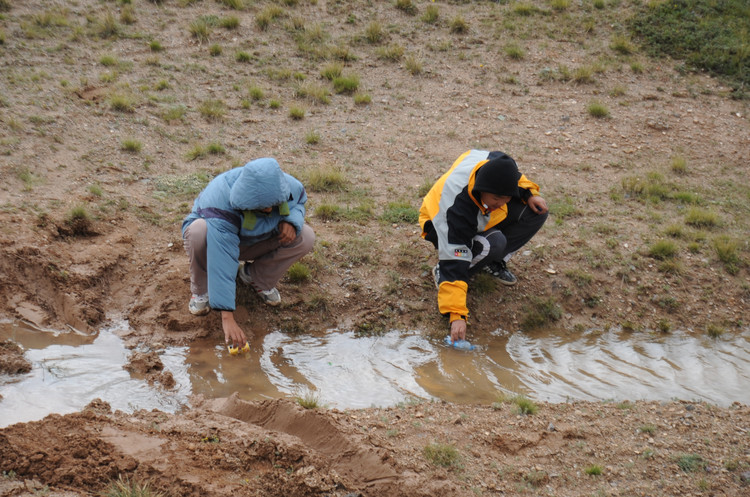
[473,154,521,197]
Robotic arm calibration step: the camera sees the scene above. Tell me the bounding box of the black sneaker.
[483,260,517,286]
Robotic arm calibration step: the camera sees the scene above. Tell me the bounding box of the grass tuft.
[648,240,678,260]
[521,297,562,330]
[121,138,142,153]
[423,443,461,468]
[684,208,718,228]
[304,165,347,192]
[101,475,166,497]
[587,100,610,118]
[287,262,311,283]
[295,388,321,409]
[421,5,439,24]
[713,235,741,274]
[676,453,705,473]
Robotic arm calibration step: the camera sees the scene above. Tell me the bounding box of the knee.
[299,224,315,254]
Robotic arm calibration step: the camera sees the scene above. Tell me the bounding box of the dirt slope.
[0,0,748,495]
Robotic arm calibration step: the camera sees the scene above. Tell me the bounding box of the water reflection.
[0,321,192,428]
[507,328,750,405]
[1,321,748,428]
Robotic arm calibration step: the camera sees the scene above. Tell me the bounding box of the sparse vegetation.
[198,99,226,121]
[303,165,347,192]
[685,208,718,228]
[423,442,461,468]
[121,138,142,153]
[101,475,166,497]
[521,297,561,330]
[676,453,705,473]
[295,388,321,409]
[287,262,311,283]
[587,100,609,118]
[289,106,305,119]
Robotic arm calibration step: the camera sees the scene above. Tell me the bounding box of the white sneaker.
[189,294,210,316]
[238,263,282,306]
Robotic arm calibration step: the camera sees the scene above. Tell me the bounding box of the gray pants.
[183,219,315,295]
[468,198,547,275]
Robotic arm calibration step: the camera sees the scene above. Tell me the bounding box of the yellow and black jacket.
[419,150,540,323]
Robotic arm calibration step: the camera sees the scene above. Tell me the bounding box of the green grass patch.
[449,15,469,34]
[121,138,142,153]
[423,443,461,468]
[521,297,562,331]
[395,0,417,15]
[303,165,347,192]
[676,453,705,472]
[305,129,320,144]
[405,55,423,75]
[684,208,719,228]
[364,21,384,44]
[706,324,725,338]
[671,155,688,174]
[109,93,135,112]
[162,105,186,122]
[587,100,609,118]
[198,99,226,121]
[289,106,305,119]
[314,203,341,221]
[648,240,678,260]
[154,172,211,199]
[585,464,603,476]
[381,201,418,224]
[621,172,672,202]
[353,93,371,105]
[376,44,405,61]
[320,62,343,81]
[333,74,359,94]
[235,51,252,63]
[505,43,525,60]
[421,5,439,24]
[287,262,311,283]
[294,82,331,104]
[630,0,749,94]
[713,235,741,274]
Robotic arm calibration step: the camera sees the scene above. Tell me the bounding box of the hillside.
[0,0,748,495]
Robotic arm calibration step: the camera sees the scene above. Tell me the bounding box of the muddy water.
[1,321,748,427]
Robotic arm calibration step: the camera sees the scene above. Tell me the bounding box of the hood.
[229,158,290,210]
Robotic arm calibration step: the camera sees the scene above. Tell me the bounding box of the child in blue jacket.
[182,158,315,348]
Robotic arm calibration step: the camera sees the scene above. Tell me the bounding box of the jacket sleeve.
[518,174,540,200]
[435,193,477,321]
[205,218,241,311]
[283,175,307,234]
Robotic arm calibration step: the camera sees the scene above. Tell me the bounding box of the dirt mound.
[0,341,31,376]
[1,396,749,496]
[0,396,462,497]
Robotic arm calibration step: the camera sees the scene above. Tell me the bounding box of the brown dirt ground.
[0,0,749,495]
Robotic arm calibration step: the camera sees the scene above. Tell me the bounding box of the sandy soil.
[1,0,748,495]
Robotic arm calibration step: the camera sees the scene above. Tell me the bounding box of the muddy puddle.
[1,321,748,427]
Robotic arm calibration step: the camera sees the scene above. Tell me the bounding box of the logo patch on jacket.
[454,248,469,258]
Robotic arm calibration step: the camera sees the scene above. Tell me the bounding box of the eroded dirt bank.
[1,394,749,496]
[1,0,749,494]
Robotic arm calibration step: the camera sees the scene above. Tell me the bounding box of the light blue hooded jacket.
[181,158,308,311]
